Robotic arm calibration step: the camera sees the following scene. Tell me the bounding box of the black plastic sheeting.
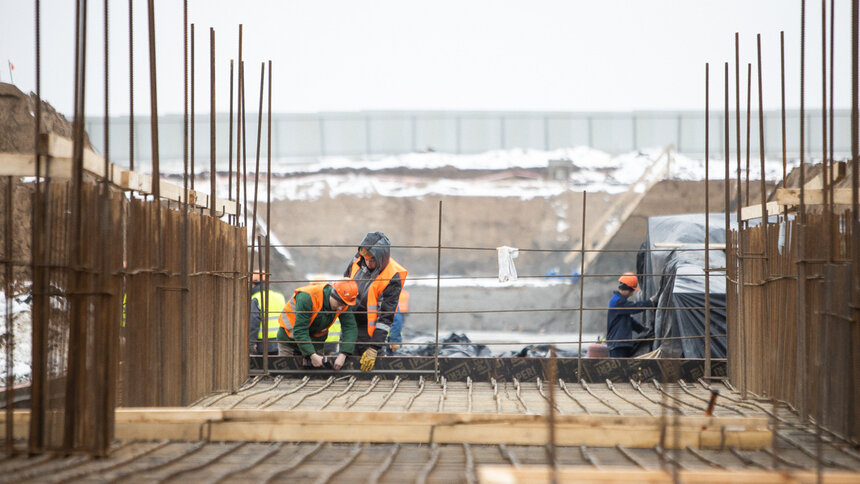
[389,332,580,358]
[635,213,733,358]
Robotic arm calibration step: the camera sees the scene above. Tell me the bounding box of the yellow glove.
[360,348,378,372]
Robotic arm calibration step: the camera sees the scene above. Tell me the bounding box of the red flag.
[8,62,13,71]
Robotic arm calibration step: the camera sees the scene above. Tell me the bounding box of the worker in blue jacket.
[606,272,656,358]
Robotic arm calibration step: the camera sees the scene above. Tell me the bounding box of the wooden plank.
[0,133,236,215]
[741,201,785,221]
[776,188,854,206]
[0,408,772,449]
[477,466,860,484]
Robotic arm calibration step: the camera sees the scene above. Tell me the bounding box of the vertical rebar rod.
[735,33,747,397]
[180,0,189,405]
[724,61,731,249]
[236,25,243,223]
[128,0,133,171]
[781,32,787,190]
[65,0,88,451]
[800,0,807,220]
[249,63,265,278]
[576,191,586,379]
[828,0,834,218]
[228,60,234,223]
[756,34,773,397]
[797,0,809,420]
[547,346,558,483]
[264,60,273,376]
[704,63,711,379]
[745,63,752,208]
[434,200,442,382]
[27,0,43,454]
[821,0,831,262]
[4,177,13,452]
[241,60,248,230]
[851,0,859,443]
[209,27,216,218]
[190,23,195,190]
[147,0,159,200]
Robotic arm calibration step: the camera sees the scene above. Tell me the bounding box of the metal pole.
[850,0,859,443]
[180,0,189,405]
[248,63,265,278]
[745,63,752,208]
[800,0,807,220]
[576,191,587,379]
[704,63,711,379]
[128,0,134,171]
[434,201,442,382]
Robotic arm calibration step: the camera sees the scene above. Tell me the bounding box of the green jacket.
[277,284,357,357]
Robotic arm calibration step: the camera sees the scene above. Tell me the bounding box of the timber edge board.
[249,356,727,383]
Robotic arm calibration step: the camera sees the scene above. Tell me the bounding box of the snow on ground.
[0,292,32,384]
[196,146,797,203]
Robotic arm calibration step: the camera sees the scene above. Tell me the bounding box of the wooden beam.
[0,133,236,215]
[1,408,772,449]
[776,188,854,206]
[741,201,785,221]
[477,466,860,484]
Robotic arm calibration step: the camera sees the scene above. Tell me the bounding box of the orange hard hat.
[618,272,639,290]
[332,279,359,306]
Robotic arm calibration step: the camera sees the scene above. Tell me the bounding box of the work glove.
[389,343,401,352]
[309,353,325,368]
[649,294,658,305]
[333,353,347,370]
[360,348,378,372]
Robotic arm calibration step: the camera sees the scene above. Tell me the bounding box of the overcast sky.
[0,0,854,117]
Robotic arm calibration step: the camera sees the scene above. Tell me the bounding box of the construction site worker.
[277,279,359,370]
[344,232,408,371]
[250,272,287,355]
[606,272,657,358]
[388,288,410,353]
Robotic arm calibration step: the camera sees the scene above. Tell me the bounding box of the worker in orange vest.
[344,232,407,371]
[277,279,358,370]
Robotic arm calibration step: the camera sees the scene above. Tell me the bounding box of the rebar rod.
[157,442,246,484]
[403,376,425,410]
[580,379,619,414]
[261,442,323,484]
[434,200,442,381]
[209,27,216,218]
[366,443,400,484]
[263,60,273,376]
[211,443,282,484]
[577,191,587,378]
[190,23,195,190]
[559,379,589,414]
[704,62,711,378]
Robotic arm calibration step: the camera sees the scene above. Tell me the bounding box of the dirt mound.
[0,82,90,153]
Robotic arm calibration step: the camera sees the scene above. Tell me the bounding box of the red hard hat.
[251,271,266,283]
[332,279,358,306]
[618,272,639,290]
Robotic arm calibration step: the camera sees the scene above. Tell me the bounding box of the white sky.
[0,0,854,117]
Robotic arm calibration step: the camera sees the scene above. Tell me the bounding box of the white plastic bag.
[497,246,519,282]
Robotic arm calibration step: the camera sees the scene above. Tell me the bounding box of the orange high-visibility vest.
[278,284,345,338]
[398,288,410,313]
[349,257,408,337]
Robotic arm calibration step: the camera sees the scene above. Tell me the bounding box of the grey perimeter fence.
[85,109,852,166]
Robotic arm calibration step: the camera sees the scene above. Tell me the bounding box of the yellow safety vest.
[326,319,342,343]
[252,290,287,339]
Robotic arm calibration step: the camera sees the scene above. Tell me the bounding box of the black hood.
[357,232,391,270]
